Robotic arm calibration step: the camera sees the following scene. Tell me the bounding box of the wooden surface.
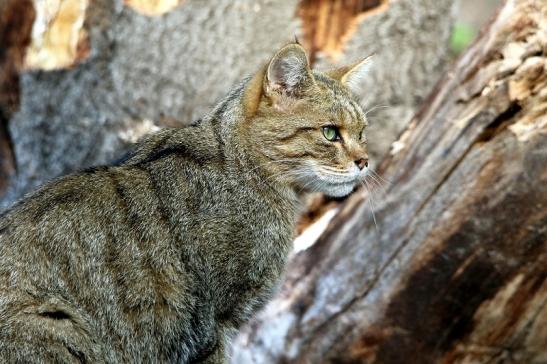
[232,0,547,362]
[0,0,34,195]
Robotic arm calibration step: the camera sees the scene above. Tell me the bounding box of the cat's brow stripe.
[109,172,130,216]
[113,178,149,250]
[351,100,364,124]
[276,127,316,142]
[334,94,356,124]
[348,98,361,125]
[284,150,321,159]
[212,122,225,149]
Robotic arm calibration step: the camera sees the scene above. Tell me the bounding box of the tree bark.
[0,0,455,207]
[0,0,34,195]
[232,0,547,362]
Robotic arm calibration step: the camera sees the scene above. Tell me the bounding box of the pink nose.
[355,158,368,170]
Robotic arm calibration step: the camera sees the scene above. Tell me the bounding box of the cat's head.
[241,43,372,198]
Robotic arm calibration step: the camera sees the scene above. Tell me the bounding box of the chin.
[322,183,357,198]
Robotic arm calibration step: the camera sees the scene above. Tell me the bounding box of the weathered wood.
[232,0,547,362]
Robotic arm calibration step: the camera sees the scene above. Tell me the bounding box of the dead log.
[232,0,547,362]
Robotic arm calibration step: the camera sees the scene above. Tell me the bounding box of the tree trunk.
[232,0,547,362]
[0,0,455,207]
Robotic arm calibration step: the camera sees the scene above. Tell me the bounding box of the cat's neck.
[196,79,301,205]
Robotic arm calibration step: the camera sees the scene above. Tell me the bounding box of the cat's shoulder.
[121,124,224,168]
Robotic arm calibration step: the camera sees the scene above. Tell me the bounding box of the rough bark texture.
[0,0,34,195]
[1,0,454,207]
[232,0,547,362]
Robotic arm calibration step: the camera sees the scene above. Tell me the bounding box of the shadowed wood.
[0,0,35,196]
[232,0,547,362]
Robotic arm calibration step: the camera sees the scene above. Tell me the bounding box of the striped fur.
[0,43,369,363]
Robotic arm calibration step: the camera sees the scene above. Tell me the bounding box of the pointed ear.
[265,43,314,97]
[326,55,374,94]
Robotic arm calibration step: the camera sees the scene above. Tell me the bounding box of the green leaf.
[451,22,476,54]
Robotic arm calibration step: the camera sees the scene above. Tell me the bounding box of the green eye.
[322,126,340,141]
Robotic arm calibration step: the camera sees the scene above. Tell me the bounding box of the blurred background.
[0,0,502,208]
[453,0,502,53]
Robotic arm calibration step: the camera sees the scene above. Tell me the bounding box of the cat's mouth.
[295,165,366,197]
[320,180,358,197]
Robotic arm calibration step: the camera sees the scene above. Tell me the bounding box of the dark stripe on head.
[109,173,129,212]
[212,120,226,151]
[277,127,316,142]
[284,150,321,159]
[350,100,363,123]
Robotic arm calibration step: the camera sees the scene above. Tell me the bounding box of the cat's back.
[0,166,135,362]
[0,124,228,298]
[0,125,233,362]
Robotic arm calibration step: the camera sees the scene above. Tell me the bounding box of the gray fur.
[0,91,299,363]
[0,44,369,363]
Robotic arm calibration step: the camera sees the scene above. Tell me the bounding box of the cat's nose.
[355,158,368,170]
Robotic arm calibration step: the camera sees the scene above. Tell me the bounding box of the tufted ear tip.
[265,43,314,97]
[326,54,374,94]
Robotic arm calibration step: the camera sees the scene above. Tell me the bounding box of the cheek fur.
[327,143,350,168]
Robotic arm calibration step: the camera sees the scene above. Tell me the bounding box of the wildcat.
[0,43,370,363]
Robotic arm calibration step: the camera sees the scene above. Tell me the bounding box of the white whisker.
[364,174,387,196]
[364,104,390,118]
[361,178,379,238]
[369,169,392,185]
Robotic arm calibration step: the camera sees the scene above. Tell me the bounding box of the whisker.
[320,166,349,173]
[364,104,390,118]
[361,179,379,238]
[293,169,319,194]
[364,174,387,196]
[369,169,392,185]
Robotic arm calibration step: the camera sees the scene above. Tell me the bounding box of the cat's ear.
[326,55,374,94]
[264,43,314,97]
